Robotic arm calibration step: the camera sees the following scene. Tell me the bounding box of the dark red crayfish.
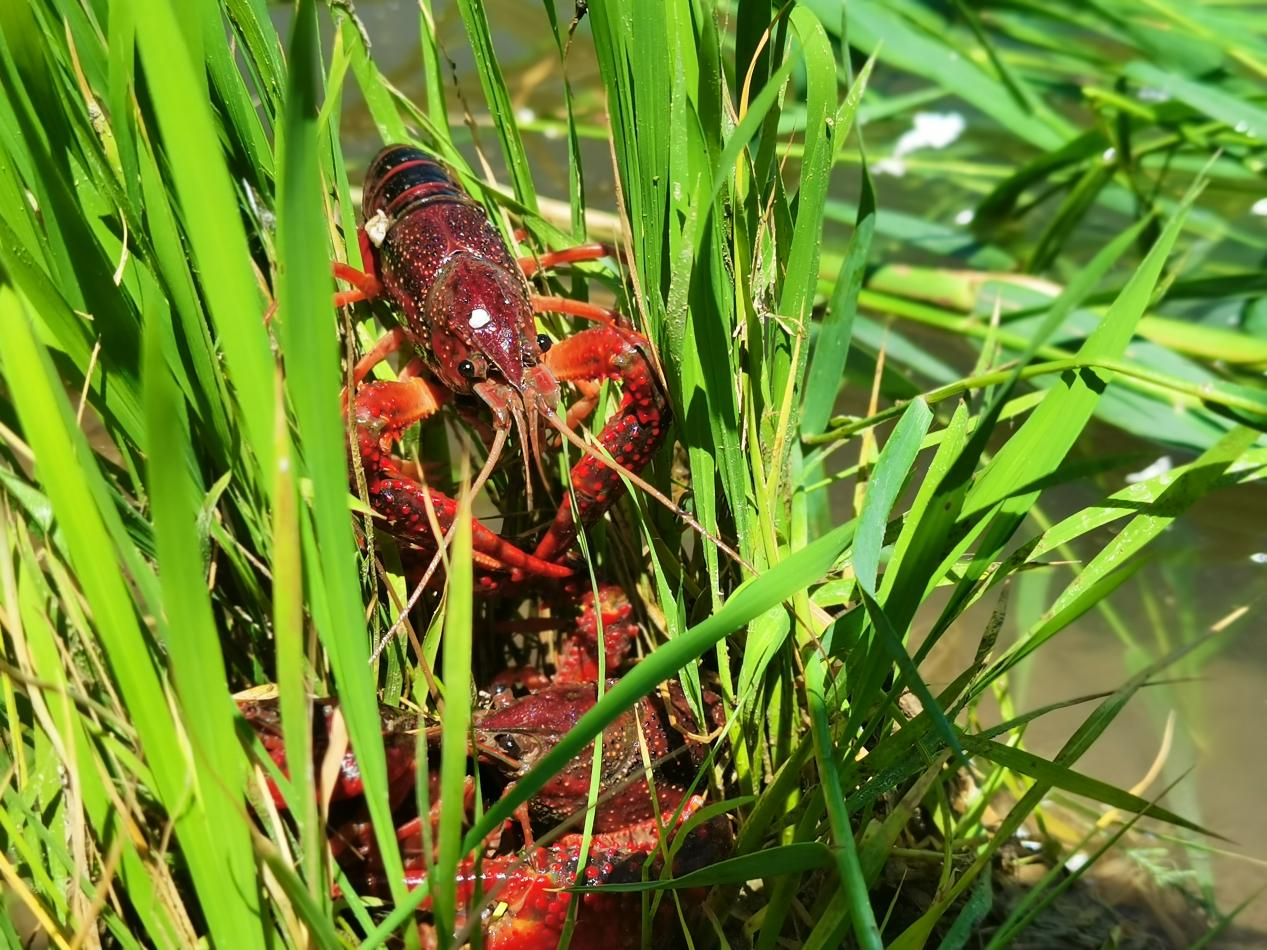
[239,681,728,949]
[332,145,671,586]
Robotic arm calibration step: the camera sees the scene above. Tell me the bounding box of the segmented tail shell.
[362,145,471,221]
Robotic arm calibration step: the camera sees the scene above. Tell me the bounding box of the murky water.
[298,0,1267,939]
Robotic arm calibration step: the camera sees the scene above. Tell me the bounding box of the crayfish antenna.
[367,429,509,664]
[538,407,754,574]
[472,425,508,503]
[509,400,535,516]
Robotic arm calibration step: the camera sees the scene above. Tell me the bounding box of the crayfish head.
[426,254,553,398]
[427,254,561,499]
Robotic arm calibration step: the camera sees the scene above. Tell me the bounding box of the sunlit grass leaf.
[965,176,1204,517]
[274,0,408,902]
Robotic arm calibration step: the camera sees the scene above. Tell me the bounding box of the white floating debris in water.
[872,157,907,176]
[1125,456,1172,484]
[1102,146,1117,162]
[908,112,967,150]
[469,307,492,329]
[516,107,536,124]
[1065,852,1090,873]
[1251,552,1267,565]
[955,208,975,226]
[874,111,967,177]
[1251,198,1267,216]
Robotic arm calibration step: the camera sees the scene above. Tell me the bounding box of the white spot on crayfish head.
[365,209,389,247]
[468,307,491,329]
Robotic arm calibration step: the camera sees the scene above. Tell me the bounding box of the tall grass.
[0,0,1263,947]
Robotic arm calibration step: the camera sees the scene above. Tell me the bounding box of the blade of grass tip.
[130,0,276,474]
[964,172,1205,519]
[0,285,260,944]
[141,296,262,928]
[453,0,537,211]
[768,7,837,471]
[273,0,408,905]
[801,160,874,438]
[361,519,857,947]
[433,467,474,938]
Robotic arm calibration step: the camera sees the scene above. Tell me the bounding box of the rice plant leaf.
[198,0,274,178]
[141,298,260,930]
[1030,447,1267,560]
[273,0,406,901]
[801,160,874,437]
[853,398,932,592]
[772,7,837,435]
[957,735,1218,836]
[129,0,276,472]
[964,176,1203,518]
[434,481,475,934]
[454,0,537,211]
[1124,60,1267,139]
[807,654,883,950]
[0,286,262,943]
[15,553,183,947]
[997,424,1260,676]
[937,863,993,950]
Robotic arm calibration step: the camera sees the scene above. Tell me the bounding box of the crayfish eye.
[536,333,553,353]
[457,359,477,380]
[495,734,521,758]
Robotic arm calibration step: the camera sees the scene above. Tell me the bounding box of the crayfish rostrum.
[332,145,672,587]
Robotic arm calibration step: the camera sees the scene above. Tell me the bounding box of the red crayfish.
[332,145,671,586]
[239,589,729,948]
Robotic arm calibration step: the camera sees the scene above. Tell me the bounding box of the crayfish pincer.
[330,144,672,588]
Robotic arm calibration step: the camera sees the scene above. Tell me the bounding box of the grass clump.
[0,0,1263,947]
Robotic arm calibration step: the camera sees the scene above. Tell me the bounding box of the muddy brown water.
[272,0,1267,940]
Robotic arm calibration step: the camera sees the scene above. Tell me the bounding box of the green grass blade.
[0,285,262,943]
[273,0,407,903]
[128,0,276,473]
[965,175,1204,517]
